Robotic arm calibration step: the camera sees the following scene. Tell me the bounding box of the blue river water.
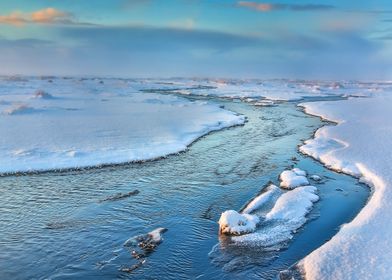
[0,98,368,279]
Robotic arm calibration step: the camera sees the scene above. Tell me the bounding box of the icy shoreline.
[296,94,392,279]
[0,77,245,174]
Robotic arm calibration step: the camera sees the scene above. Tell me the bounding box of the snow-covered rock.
[232,186,319,246]
[279,169,309,189]
[218,210,260,235]
[124,227,167,248]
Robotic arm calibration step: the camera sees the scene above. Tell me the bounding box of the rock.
[310,175,322,182]
[99,190,140,202]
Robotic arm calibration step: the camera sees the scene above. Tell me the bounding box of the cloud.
[238,2,334,12]
[0,12,27,26]
[31,8,70,23]
[0,8,74,26]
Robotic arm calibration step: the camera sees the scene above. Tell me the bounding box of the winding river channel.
[0,97,369,279]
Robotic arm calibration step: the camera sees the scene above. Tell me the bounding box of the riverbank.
[0,98,369,279]
[296,93,392,279]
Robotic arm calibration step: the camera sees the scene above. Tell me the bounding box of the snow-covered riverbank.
[165,77,392,279]
[0,77,244,173]
[297,93,392,279]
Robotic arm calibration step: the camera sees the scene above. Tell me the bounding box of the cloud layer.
[0,8,72,26]
[238,2,334,12]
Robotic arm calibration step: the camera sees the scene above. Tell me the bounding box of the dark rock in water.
[45,219,89,230]
[336,188,343,192]
[131,250,145,259]
[99,190,139,202]
[124,227,167,249]
[121,228,167,273]
[279,267,304,280]
[120,259,146,273]
[45,222,68,230]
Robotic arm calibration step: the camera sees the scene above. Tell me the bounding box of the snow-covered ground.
[2,76,392,278]
[297,93,392,279]
[137,78,389,101]
[0,77,244,173]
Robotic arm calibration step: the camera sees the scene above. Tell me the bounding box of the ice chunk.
[218,210,260,235]
[279,170,309,189]
[242,184,280,214]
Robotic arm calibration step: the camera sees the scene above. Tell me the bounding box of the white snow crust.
[279,169,309,189]
[232,186,319,246]
[218,210,260,235]
[0,77,244,173]
[242,184,281,214]
[298,92,392,279]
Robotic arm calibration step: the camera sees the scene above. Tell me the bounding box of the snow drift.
[298,93,392,279]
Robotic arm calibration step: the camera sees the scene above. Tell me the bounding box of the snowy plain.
[1,76,392,279]
[0,77,244,173]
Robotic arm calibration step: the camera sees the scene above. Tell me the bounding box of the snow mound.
[265,185,319,221]
[279,169,309,189]
[218,210,260,235]
[242,184,281,214]
[232,186,319,246]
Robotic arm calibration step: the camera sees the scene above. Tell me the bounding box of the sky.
[0,0,391,79]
